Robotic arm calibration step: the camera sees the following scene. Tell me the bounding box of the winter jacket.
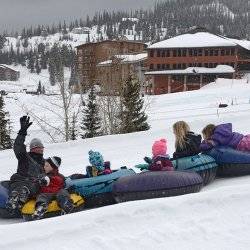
[40,169,65,193]
[149,155,174,171]
[173,132,202,159]
[211,123,243,149]
[11,133,45,183]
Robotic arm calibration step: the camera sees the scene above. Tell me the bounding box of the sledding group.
[3,115,250,221]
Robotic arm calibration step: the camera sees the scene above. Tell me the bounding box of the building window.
[214,50,218,56]
[162,64,166,69]
[150,50,154,57]
[150,64,154,70]
[198,63,202,67]
[157,64,161,70]
[183,49,187,57]
[205,50,209,56]
[173,64,177,69]
[166,50,170,57]
[189,49,193,56]
[209,63,213,68]
[182,63,186,69]
[157,50,161,57]
[173,50,177,57]
[193,49,198,56]
[209,50,214,56]
[166,64,170,69]
[204,63,208,67]
[198,49,202,56]
[162,50,165,57]
[225,49,230,55]
[177,64,182,69]
[177,49,182,57]
[231,48,235,55]
[221,49,225,56]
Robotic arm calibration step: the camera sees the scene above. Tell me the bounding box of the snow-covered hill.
[0,78,250,249]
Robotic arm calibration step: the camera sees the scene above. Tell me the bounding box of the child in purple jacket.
[200,123,250,152]
[144,139,174,171]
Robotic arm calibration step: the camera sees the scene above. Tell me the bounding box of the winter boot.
[5,190,19,213]
[19,186,30,206]
[32,203,47,220]
[61,199,74,215]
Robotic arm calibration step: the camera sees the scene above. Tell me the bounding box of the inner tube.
[66,168,135,208]
[206,147,250,177]
[113,171,203,203]
[22,193,84,221]
[172,154,218,185]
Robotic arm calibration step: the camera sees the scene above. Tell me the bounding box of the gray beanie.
[29,138,44,150]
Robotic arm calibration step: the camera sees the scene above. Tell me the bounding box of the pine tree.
[120,75,150,134]
[37,80,42,94]
[35,57,41,74]
[81,86,102,139]
[0,95,12,150]
[70,113,77,140]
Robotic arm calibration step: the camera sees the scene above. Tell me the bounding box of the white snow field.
[1,78,250,250]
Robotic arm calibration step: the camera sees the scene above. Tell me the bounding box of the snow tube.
[172,154,218,185]
[206,147,250,177]
[22,193,85,221]
[66,168,135,208]
[113,171,203,203]
[0,181,21,219]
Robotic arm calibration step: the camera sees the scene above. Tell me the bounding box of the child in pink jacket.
[144,139,174,171]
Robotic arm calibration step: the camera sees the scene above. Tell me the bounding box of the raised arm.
[13,116,33,159]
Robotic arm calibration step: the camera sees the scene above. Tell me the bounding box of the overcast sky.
[0,0,156,33]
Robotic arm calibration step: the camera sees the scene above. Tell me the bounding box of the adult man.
[6,116,47,213]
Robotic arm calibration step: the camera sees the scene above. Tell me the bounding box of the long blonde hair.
[173,121,190,149]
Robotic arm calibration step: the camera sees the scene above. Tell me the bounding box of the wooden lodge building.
[0,64,20,81]
[76,40,146,92]
[97,53,147,94]
[145,28,250,95]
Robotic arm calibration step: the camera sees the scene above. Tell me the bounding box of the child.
[32,156,74,220]
[200,123,250,152]
[86,150,112,177]
[145,138,174,171]
[172,121,201,159]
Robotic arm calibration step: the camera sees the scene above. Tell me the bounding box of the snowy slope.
[0,79,250,249]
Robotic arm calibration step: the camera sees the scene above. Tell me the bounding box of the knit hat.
[152,138,167,157]
[46,156,61,169]
[88,150,104,171]
[30,138,44,150]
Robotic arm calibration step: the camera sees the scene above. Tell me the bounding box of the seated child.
[144,138,174,171]
[32,156,74,220]
[172,121,201,159]
[86,150,112,177]
[200,123,250,152]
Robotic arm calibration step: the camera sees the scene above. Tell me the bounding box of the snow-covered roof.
[98,53,147,66]
[0,64,19,72]
[122,17,139,22]
[145,65,235,75]
[224,37,250,51]
[149,32,238,49]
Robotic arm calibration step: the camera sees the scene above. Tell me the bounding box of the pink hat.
[152,139,167,157]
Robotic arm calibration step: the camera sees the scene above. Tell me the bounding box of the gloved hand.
[144,156,152,164]
[37,174,50,187]
[18,116,33,135]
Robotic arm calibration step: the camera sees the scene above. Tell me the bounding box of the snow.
[98,53,147,66]
[149,32,239,49]
[145,65,235,75]
[1,78,250,249]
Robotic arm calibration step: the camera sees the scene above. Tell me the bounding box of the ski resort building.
[76,40,146,92]
[145,28,250,95]
[0,64,20,81]
[97,53,147,94]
